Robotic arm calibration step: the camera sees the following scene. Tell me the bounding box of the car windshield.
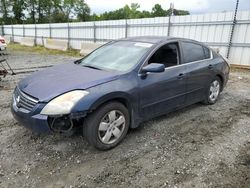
[80,41,153,71]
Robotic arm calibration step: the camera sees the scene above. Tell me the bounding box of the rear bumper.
[11,99,52,134]
[223,65,230,89]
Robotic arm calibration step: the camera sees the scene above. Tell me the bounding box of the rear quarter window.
[203,46,211,59]
[182,42,210,63]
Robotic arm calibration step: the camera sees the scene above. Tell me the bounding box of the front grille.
[14,87,39,111]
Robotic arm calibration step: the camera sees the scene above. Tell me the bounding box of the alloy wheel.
[209,80,220,102]
[98,110,126,145]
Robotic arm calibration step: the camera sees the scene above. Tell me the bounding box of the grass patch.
[7,43,81,57]
[230,66,250,73]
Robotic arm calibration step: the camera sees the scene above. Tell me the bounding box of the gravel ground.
[0,51,249,188]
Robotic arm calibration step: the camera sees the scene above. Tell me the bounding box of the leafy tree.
[89,3,189,21]
[40,0,54,23]
[94,3,143,21]
[152,4,167,17]
[36,0,52,23]
[74,0,90,21]
[63,0,75,21]
[129,3,141,18]
[12,0,26,24]
[173,9,189,16]
[139,10,152,18]
[51,10,68,23]
[0,1,190,24]
[0,0,12,24]
[27,0,36,23]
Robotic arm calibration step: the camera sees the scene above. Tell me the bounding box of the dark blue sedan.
[11,36,230,150]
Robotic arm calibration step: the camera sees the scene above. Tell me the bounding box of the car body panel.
[11,36,230,133]
[184,59,214,103]
[18,63,120,102]
[138,65,187,119]
[11,96,51,133]
[0,36,7,50]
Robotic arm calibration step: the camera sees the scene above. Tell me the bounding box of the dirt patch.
[0,51,249,188]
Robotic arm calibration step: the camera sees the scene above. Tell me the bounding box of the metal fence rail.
[1,10,250,66]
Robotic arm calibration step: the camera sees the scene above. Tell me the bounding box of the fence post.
[11,25,14,37]
[93,22,96,43]
[34,23,37,46]
[125,19,128,38]
[167,3,174,36]
[42,36,44,46]
[226,0,239,59]
[1,23,4,36]
[67,23,70,49]
[167,16,171,36]
[49,23,52,38]
[23,24,25,37]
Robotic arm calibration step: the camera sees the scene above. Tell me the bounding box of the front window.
[148,42,179,67]
[80,41,152,72]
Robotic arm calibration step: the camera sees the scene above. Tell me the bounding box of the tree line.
[0,1,190,24]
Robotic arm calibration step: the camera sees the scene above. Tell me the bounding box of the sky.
[85,0,250,14]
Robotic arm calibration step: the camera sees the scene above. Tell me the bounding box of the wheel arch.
[215,74,224,91]
[89,92,137,128]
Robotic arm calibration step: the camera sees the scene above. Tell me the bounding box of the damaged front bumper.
[11,105,52,134]
[11,95,87,134]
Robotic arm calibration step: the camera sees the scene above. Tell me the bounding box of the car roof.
[119,36,203,45]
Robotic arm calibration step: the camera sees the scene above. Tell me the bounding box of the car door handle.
[208,64,213,69]
[177,73,185,79]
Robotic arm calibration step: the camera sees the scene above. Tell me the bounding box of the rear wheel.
[203,77,222,105]
[83,102,130,150]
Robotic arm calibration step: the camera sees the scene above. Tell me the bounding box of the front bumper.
[0,43,7,51]
[11,97,52,134]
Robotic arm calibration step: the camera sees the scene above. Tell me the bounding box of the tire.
[203,77,222,105]
[83,102,130,150]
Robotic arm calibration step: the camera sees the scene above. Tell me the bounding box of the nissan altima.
[11,36,230,150]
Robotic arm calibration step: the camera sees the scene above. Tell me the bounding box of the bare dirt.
[0,51,249,188]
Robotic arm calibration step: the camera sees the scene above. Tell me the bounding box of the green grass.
[7,43,81,57]
[230,66,250,73]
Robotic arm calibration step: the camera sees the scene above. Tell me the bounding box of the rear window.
[182,42,210,63]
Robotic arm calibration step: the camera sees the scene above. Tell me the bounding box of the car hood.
[18,63,120,102]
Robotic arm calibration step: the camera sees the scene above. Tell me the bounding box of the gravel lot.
[0,51,249,188]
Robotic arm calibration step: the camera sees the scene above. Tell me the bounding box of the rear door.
[180,41,213,104]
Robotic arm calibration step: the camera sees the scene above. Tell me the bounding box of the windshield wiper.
[82,65,102,70]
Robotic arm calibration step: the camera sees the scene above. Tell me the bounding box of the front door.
[138,42,187,119]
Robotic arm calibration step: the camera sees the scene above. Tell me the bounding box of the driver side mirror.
[141,63,165,74]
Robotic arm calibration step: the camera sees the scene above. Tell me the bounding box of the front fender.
[89,91,135,111]
[71,72,141,128]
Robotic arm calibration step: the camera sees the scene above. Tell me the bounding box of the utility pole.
[227,0,239,59]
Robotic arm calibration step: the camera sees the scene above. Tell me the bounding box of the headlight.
[40,90,89,115]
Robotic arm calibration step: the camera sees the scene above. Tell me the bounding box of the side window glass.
[148,43,179,68]
[182,42,209,63]
[203,46,211,59]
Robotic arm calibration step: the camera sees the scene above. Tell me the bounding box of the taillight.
[0,39,5,44]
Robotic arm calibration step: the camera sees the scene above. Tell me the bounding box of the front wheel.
[83,102,130,150]
[203,77,222,105]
